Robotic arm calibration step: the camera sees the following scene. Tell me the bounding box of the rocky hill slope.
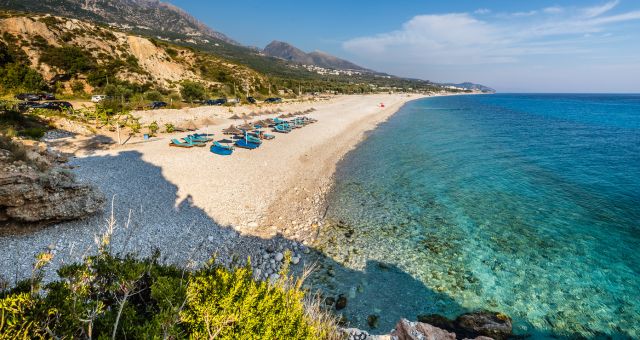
[264,40,369,71]
[0,0,238,45]
[0,13,268,94]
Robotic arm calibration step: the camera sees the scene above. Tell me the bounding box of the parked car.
[147,101,168,110]
[91,95,107,103]
[247,96,257,104]
[204,98,227,106]
[264,97,283,103]
[17,101,41,111]
[15,93,56,101]
[35,101,73,111]
[15,93,43,101]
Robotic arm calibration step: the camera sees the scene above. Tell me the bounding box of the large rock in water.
[0,153,104,227]
[391,319,456,340]
[455,311,512,340]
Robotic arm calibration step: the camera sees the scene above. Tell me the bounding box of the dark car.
[16,93,42,101]
[247,96,257,104]
[15,93,56,101]
[264,97,283,103]
[205,98,227,106]
[17,101,41,111]
[35,101,73,111]
[148,101,168,110]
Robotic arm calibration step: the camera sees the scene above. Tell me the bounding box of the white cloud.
[544,6,564,14]
[581,0,619,18]
[474,8,491,15]
[342,1,640,66]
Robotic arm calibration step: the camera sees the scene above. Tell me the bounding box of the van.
[91,95,107,103]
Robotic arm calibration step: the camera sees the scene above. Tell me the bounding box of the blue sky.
[168,1,640,92]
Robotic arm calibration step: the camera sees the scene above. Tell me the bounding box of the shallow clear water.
[316,94,640,338]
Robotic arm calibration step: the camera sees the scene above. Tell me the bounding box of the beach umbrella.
[200,117,214,126]
[278,114,287,118]
[222,125,243,135]
[229,114,241,120]
[249,111,259,117]
[181,120,197,131]
[238,123,254,131]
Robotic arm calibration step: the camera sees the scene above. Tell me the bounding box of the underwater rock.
[325,296,336,306]
[335,294,348,310]
[367,314,379,329]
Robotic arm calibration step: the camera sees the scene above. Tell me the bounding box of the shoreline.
[260,95,426,242]
[0,93,435,283]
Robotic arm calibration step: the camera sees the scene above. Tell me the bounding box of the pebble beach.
[0,93,427,284]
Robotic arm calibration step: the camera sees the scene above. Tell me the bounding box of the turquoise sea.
[314,94,640,338]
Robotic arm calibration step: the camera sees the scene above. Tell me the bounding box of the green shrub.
[39,45,95,75]
[0,252,337,339]
[180,81,206,103]
[145,90,163,102]
[148,121,159,136]
[71,80,84,94]
[164,123,175,133]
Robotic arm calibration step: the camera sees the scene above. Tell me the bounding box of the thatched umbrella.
[249,111,259,117]
[222,125,243,135]
[229,114,241,120]
[238,123,254,131]
[180,120,198,131]
[277,114,287,118]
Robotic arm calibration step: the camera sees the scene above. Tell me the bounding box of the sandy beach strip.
[0,93,426,282]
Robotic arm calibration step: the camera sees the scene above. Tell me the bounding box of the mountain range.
[0,0,237,45]
[263,41,369,72]
[0,0,493,93]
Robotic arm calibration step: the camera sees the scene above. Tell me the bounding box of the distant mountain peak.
[263,40,368,71]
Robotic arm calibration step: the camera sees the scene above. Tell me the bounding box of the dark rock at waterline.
[455,310,512,340]
[335,294,347,310]
[325,296,335,306]
[367,314,379,329]
[390,318,456,340]
[416,310,512,339]
[417,313,455,330]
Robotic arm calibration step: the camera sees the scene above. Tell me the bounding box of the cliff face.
[0,140,104,230]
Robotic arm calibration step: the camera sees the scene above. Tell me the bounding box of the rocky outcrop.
[418,311,512,340]
[454,311,512,340]
[341,311,512,340]
[390,319,456,340]
[0,141,104,228]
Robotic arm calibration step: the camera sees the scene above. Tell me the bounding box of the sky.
[168,0,640,92]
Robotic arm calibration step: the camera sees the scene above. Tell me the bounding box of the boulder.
[455,311,512,340]
[390,319,456,340]
[417,314,455,331]
[0,153,104,228]
[335,294,347,310]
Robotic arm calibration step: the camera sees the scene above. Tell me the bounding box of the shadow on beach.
[0,150,634,338]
